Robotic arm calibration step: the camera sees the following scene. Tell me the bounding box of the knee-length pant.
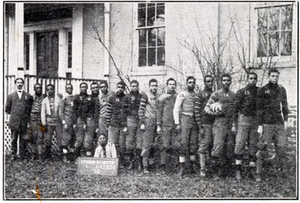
[179,115,198,157]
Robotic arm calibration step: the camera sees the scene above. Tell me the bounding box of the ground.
[4,136,297,200]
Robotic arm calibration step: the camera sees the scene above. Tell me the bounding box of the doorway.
[36,31,59,78]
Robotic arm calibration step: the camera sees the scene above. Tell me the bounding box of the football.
[210,102,224,113]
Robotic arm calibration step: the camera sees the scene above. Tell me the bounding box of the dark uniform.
[73,92,89,156]
[233,85,259,164]
[84,93,99,156]
[197,87,214,154]
[60,94,76,155]
[205,89,235,168]
[106,92,126,158]
[257,82,288,172]
[123,90,143,167]
[29,94,45,159]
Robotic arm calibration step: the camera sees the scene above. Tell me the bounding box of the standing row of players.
[5,68,288,182]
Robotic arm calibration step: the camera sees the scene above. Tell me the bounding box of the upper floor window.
[257,4,293,57]
[137,3,165,67]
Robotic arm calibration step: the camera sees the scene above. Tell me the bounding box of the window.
[137,3,165,67]
[67,30,72,68]
[24,33,30,70]
[257,4,293,57]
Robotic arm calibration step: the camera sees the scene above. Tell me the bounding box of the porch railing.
[4,74,106,155]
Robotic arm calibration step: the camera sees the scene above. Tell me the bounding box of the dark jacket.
[200,87,215,125]
[5,91,33,130]
[60,95,76,125]
[233,85,259,123]
[85,93,99,120]
[106,92,126,127]
[257,82,288,125]
[123,90,142,121]
[73,93,89,121]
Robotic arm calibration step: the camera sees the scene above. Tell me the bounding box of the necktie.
[102,146,106,158]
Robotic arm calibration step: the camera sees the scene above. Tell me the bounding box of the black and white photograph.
[2,1,298,200]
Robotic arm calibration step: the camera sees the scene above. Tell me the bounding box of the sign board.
[77,157,119,176]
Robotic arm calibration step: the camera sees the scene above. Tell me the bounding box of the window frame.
[136,2,166,68]
[251,2,296,68]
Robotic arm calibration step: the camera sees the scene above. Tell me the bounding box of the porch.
[4,74,105,155]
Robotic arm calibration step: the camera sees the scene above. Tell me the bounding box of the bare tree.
[90,20,131,92]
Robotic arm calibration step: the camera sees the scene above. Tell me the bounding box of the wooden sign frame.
[77,157,119,176]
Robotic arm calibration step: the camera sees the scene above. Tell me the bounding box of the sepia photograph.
[2,1,298,200]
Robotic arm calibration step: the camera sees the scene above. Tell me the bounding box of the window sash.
[256,4,292,57]
[137,3,165,67]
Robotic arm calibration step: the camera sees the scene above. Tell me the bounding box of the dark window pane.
[257,33,268,57]
[24,34,30,70]
[149,28,156,47]
[25,7,72,24]
[148,3,155,8]
[68,31,72,68]
[157,5,165,16]
[66,72,72,78]
[281,5,293,30]
[157,28,165,45]
[139,29,147,47]
[147,6,155,26]
[157,3,165,7]
[51,34,59,70]
[139,48,146,67]
[258,9,268,33]
[269,7,279,31]
[157,47,165,66]
[148,48,156,66]
[37,34,47,71]
[269,32,279,56]
[138,8,146,27]
[138,3,146,9]
[281,31,292,56]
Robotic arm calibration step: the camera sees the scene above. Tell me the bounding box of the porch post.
[104,3,110,82]
[72,5,83,78]
[28,33,36,75]
[58,29,68,78]
[15,3,24,78]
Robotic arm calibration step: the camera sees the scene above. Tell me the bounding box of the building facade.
[4,2,297,105]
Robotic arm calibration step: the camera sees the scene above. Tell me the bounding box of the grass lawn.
[4,136,297,200]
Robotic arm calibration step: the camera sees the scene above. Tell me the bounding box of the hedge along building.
[4,2,297,103]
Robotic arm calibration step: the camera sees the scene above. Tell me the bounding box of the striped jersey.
[138,91,159,124]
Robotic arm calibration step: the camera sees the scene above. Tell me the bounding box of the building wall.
[107,2,297,105]
[82,4,105,80]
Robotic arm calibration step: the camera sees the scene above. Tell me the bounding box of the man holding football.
[195,75,215,177]
[205,73,236,179]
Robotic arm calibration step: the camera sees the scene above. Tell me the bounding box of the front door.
[36,31,58,78]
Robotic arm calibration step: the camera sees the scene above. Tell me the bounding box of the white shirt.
[17,90,23,99]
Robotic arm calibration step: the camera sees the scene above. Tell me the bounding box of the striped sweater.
[157,90,177,127]
[173,90,202,125]
[138,91,159,124]
[205,88,235,120]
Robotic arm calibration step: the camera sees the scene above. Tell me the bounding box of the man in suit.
[5,78,33,160]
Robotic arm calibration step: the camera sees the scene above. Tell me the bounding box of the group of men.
[5,68,289,182]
